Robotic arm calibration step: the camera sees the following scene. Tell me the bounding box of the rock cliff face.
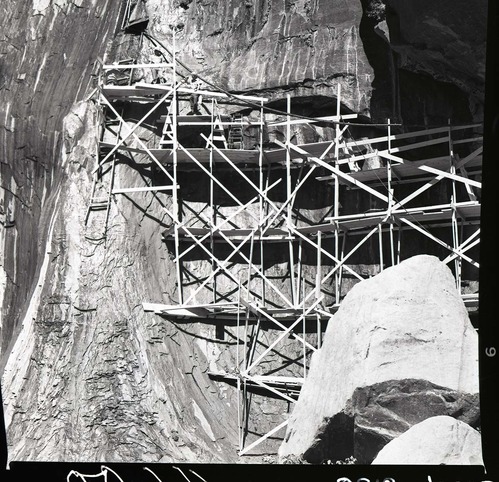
[0,0,124,353]
[0,0,486,464]
[278,255,479,464]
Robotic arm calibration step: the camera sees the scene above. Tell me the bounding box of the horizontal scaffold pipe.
[134,82,268,103]
[112,185,177,194]
[102,63,174,69]
[342,123,482,149]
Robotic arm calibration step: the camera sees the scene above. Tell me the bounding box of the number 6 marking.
[485,347,496,357]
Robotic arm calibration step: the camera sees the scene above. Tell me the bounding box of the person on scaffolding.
[152,49,168,84]
[187,73,203,115]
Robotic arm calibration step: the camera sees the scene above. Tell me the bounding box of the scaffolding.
[89,38,482,455]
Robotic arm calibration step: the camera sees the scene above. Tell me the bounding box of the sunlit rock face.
[372,416,483,465]
[279,256,479,464]
[145,0,374,115]
[0,0,486,464]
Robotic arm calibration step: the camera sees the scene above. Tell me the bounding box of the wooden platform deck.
[208,371,303,397]
[162,226,294,243]
[160,201,479,245]
[317,154,482,186]
[99,140,336,166]
[325,201,480,231]
[99,138,482,182]
[142,302,333,321]
[102,82,268,103]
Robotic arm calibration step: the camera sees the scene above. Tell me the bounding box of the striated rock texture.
[278,255,479,464]
[0,0,486,464]
[372,416,484,465]
[146,0,374,114]
[2,101,242,462]
[0,0,124,355]
[144,0,486,122]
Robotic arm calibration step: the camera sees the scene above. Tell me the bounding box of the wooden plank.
[209,371,304,386]
[135,82,269,102]
[143,301,237,311]
[268,114,358,127]
[103,63,174,69]
[325,201,480,226]
[452,136,483,145]
[417,165,481,189]
[242,374,296,403]
[112,185,176,194]
[342,123,481,150]
[156,114,263,126]
[176,114,231,123]
[102,85,172,98]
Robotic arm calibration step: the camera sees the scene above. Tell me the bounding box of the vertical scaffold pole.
[378,224,384,271]
[259,100,265,306]
[387,118,395,266]
[302,274,306,379]
[210,98,216,304]
[338,231,347,294]
[397,220,402,264]
[448,119,461,291]
[316,230,322,348]
[237,376,242,452]
[286,94,296,307]
[334,85,341,304]
[172,27,183,304]
[296,238,303,306]
[236,278,242,452]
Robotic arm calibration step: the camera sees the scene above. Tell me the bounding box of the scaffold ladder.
[84,105,123,239]
[228,113,243,149]
[159,104,175,148]
[206,101,228,149]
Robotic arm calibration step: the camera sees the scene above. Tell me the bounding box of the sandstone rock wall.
[278,255,479,464]
[0,0,124,357]
[2,101,242,462]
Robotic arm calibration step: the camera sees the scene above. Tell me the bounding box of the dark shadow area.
[175,166,335,210]
[303,413,355,464]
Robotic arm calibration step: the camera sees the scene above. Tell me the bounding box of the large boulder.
[278,255,479,464]
[372,415,483,465]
